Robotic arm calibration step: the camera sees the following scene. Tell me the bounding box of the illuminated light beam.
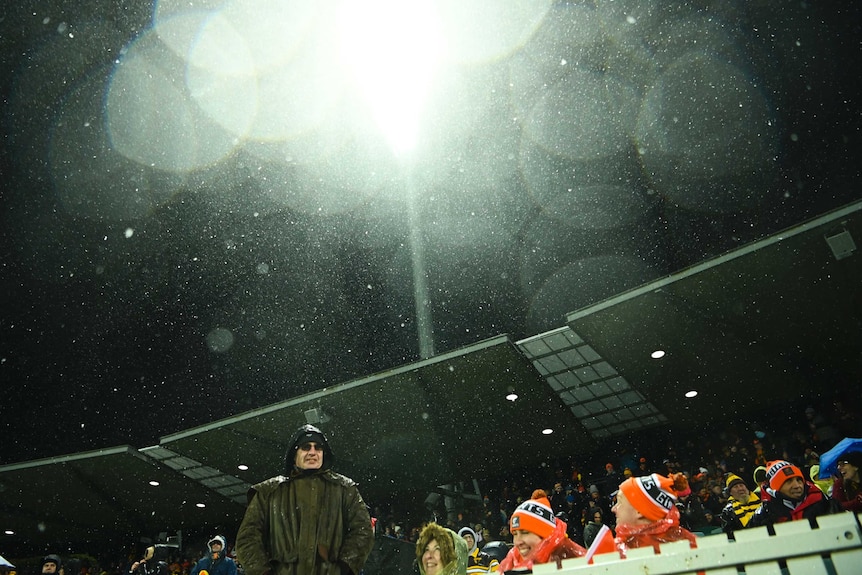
[336,0,445,156]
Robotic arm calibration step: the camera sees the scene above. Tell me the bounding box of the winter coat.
[831,475,862,512]
[582,521,603,547]
[235,470,374,575]
[719,492,761,534]
[748,480,843,528]
[466,547,498,575]
[189,552,237,575]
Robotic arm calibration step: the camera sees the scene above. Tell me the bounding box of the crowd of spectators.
[22,397,859,573]
[371,398,860,551]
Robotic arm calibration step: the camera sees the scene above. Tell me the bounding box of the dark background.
[1,1,860,466]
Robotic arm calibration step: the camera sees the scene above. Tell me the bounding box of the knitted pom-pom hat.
[619,473,688,522]
[510,489,556,539]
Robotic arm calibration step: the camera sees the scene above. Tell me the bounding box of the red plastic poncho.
[497,518,586,572]
[613,505,697,558]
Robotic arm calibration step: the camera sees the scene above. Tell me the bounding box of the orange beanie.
[765,460,804,492]
[618,473,688,522]
[510,489,556,539]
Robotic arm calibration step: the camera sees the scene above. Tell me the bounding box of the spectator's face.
[729,482,749,501]
[462,533,474,549]
[778,477,805,499]
[838,460,860,482]
[611,491,642,526]
[294,441,324,470]
[421,539,442,575]
[210,542,222,555]
[512,529,542,558]
[43,563,58,574]
[593,512,602,523]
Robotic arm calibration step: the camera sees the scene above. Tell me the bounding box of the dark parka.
[235,425,374,575]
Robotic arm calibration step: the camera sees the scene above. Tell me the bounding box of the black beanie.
[842,451,862,468]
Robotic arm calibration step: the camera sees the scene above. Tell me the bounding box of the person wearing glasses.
[236,424,374,575]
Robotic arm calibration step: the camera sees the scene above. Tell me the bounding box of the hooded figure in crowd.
[235,424,374,575]
[457,526,498,574]
[748,460,843,528]
[190,536,237,575]
[498,489,586,573]
[610,473,697,558]
[42,555,62,575]
[416,523,468,575]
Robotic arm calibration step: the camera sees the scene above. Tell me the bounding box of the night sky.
[2,1,861,466]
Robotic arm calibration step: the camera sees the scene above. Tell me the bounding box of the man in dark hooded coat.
[235,424,373,575]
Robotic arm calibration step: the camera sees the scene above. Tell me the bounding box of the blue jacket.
[190,536,238,575]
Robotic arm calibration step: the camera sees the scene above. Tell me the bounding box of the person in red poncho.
[610,473,698,558]
[497,489,586,574]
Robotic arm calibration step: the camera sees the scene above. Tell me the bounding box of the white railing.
[535,512,862,575]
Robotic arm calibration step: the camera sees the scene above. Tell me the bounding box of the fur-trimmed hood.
[416,523,468,575]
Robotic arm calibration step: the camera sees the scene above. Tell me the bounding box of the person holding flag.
[586,473,697,562]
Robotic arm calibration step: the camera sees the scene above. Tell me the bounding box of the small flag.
[585,524,617,564]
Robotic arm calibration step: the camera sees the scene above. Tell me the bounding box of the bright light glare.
[651,350,665,359]
[685,390,698,398]
[149,480,160,486]
[337,0,444,155]
[238,464,249,471]
[506,392,518,401]
[542,428,554,435]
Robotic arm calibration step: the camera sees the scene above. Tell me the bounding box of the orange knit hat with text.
[619,473,688,522]
[510,489,556,539]
[765,460,804,491]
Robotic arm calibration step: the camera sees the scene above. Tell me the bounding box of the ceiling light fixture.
[685,390,698,398]
[651,350,665,359]
[518,326,669,441]
[542,428,554,435]
[304,405,331,425]
[149,480,160,486]
[237,464,248,471]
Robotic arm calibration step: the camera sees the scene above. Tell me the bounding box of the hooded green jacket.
[235,470,374,575]
[416,524,468,575]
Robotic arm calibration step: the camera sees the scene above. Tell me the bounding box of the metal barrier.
[534,512,862,575]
